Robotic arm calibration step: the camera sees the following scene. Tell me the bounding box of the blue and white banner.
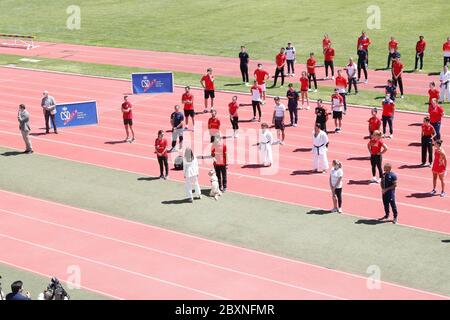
[52,100,98,128]
[131,72,174,94]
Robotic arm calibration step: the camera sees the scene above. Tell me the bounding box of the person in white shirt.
[272,96,287,145]
[285,42,296,76]
[329,160,344,213]
[183,148,202,203]
[345,57,358,94]
[439,65,450,103]
[312,123,329,173]
[259,122,273,167]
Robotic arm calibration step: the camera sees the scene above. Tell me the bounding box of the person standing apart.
[287,83,300,127]
[208,109,221,143]
[387,36,399,69]
[239,46,250,85]
[331,88,344,132]
[335,70,348,113]
[329,160,343,213]
[253,64,270,103]
[368,108,381,137]
[272,48,287,87]
[385,79,397,101]
[259,123,273,167]
[428,98,444,140]
[357,31,371,64]
[322,34,331,54]
[345,57,358,94]
[415,35,426,71]
[183,147,202,202]
[228,96,239,138]
[428,81,439,105]
[155,130,169,179]
[250,80,263,121]
[170,105,184,152]
[391,57,404,98]
[272,96,287,145]
[200,68,215,112]
[442,37,450,67]
[181,86,195,130]
[315,99,329,133]
[357,44,368,83]
[379,163,398,224]
[41,90,57,134]
[18,104,33,154]
[307,52,318,92]
[285,42,296,77]
[368,130,388,183]
[439,64,450,103]
[324,43,335,80]
[211,136,228,192]
[421,117,436,167]
[299,71,310,109]
[121,95,135,142]
[431,139,447,197]
[381,95,395,138]
[312,123,329,173]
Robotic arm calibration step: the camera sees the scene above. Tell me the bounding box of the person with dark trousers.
[239,46,249,85]
[368,130,388,183]
[428,98,444,140]
[286,83,299,127]
[415,35,426,71]
[211,135,227,192]
[385,79,397,101]
[421,117,436,167]
[169,105,184,152]
[208,109,221,143]
[228,95,239,138]
[324,43,335,79]
[379,163,398,224]
[357,31,371,64]
[357,44,368,83]
[381,95,395,138]
[272,47,286,87]
[5,281,31,300]
[41,90,57,134]
[391,57,404,98]
[315,99,329,133]
[387,36,399,69]
[250,80,263,121]
[307,52,317,92]
[346,57,358,94]
[155,130,169,179]
[285,42,296,76]
[442,37,450,67]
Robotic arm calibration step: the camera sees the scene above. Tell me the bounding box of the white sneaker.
[234,133,239,138]
[308,89,312,92]
[293,123,297,127]
[364,80,368,84]
[331,76,335,80]
[401,95,404,99]
[337,208,342,213]
[371,177,377,183]
[313,89,317,92]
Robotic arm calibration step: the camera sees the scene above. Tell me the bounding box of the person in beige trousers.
[18,104,33,154]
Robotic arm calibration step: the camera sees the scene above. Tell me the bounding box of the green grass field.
[0,0,449,72]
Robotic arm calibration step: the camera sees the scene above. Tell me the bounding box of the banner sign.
[131,72,174,94]
[52,100,98,128]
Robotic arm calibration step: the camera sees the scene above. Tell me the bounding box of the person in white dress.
[329,160,344,213]
[312,123,329,173]
[439,65,450,103]
[183,147,202,202]
[259,122,273,167]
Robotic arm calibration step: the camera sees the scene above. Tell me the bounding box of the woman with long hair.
[431,140,447,197]
[329,160,344,213]
[154,130,169,179]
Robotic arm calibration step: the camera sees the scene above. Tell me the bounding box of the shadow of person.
[137,177,162,182]
[355,219,391,225]
[441,240,450,243]
[406,192,434,199]
[162,198,194,205]
[306,209,331,215]
[1,151,24,156]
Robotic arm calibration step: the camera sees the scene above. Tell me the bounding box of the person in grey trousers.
[18,104,33,154]
[41,90,58,134]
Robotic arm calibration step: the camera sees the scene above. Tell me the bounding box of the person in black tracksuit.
[239,46,249,84]
[286,84,299,126]
[357,45,368,82]
[315,99,328,133]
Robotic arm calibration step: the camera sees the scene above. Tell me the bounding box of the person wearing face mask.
[312,123,329,173]
[329,160,344,213]
[258,122,273,167]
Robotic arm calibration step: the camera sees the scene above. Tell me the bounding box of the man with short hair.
[181,86,195,130]
[121,95,135,142]
[208,109,221,143]
[239,46,250,85]
[379,163,399,224]
[357,44,368,83]
[439,64,450,103]
[442,37,450,66]
[391,57,404,98]
[272,96,287,144]
[307,52,318,92]
[200,68,215,112]
[415,35,426,71]
[170,105,184,152]
[324,43,335,80]
[346,57,358,95]
[18,104,33,154]
[387,36,399,69]
[285,42,296,77]
[272,47,286,87]
[286,83,299,127]
[5,281,31,300]
[335,70,348,113]
[41,90,57,134]
[211,135,228,192]
[357,31,371,64]
[253,63,270,102]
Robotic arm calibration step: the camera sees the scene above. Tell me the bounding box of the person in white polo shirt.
[439,64,450,103]
[345,57,358,95]
[285,42,296,77]
[331,88,344,132]
[272,96,287,145]
[329,159,343,213]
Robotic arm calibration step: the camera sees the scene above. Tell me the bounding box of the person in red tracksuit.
[368,108,381,137]
[431,139,447,197]
[415,35,426,71]
[324,44,335,80]
[272,47,287,87]
[387,36,399,69]
[428,98,444,140]
[307,52,318,92]
[211,136,228,192]
[428,82,440,105]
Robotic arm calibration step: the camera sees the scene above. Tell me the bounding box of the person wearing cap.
[379,163,399,224]
[285,42,296,77]
[312,123,329,173]
[272,96,287,145]
[200,68,215,112]
[18,104,33,154]
[41,90,57,134]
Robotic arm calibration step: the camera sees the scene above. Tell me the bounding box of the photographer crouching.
[38,277,70,300]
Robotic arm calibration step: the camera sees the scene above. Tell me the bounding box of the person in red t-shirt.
[421,117,436,167]
[428,82,440,105]
[381,95,395,138]
[228,96,240,138]
[299,71,309,108]
[335,70,348,113]
[181,86,195,129]
[368,130,388,182]
[442,37,450,66]
[368,108,381,137]
[428,98,445,140]
[211,135,228,192]
[253,63,270,102]
[200,68,215,113]
[155,130,169,179]
[357,31,371,64]
[307,52,318,92]
[387,36,399,69]
[415,35,426,71]
[391,57,404,98]
[322,34,331,54]
[431,139,447,197]
[208,109,221,143]
[121,95,135,143]
[272,47,286,87]
[324,43,335,79]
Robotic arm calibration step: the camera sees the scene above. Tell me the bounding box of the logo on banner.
[60,106,78,125]
[141,76,157,92]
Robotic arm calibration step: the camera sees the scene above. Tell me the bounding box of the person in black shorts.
[200,68,215,112]
[315,99,329,133]
[239,46,250,85]
[181,86,195,130]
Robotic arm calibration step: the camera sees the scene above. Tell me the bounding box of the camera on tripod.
[43,277,70,300]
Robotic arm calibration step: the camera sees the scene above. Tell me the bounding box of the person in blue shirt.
[379,163,398,224]
[170,105,184,152]
[5,281,31,300]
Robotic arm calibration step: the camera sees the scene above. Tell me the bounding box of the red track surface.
[0,67,449,299]
[0,41,439,95]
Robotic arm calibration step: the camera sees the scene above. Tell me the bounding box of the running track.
[0,41,439,95]
[0,67,449,299]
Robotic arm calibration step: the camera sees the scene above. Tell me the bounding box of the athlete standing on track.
[228,96,239,138]
[286,83,300,127]
[379,163,398,224]
[391,56,404,98]
[439,65,450,103]
[428,98,444,140]
[415,35,426,71]
[335,70,348,113]
[155,130,169,180]
[307,52,318,92]
[387,36,399,69]
[381,94,395,139]
[208,109,221,143]
[421,117,436,167]
[428,82,439,105]
[357,31,371,64]
[272,96,286,145]
[368,130,388,183]
[200,68,215,112]
[431,139,447,197]
[331,88,344,132]
[346,57,358,95]
[324,43,335,80]
[239,46,250,85]
[250,80,263,122]
[272,47,287,88]
[357,44,368,83]
[41,90,57,134]
[170,105,184,152]
[285,42,296,77]
[299,71,310,109]
[315,99,329,133]
[368,108,381,137]
[121,95,135,142]
[254,64,269,103]
[181,86,195,130]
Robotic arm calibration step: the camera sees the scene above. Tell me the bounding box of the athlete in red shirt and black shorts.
[368,130,388,183]
[121,95,135,143]
[381,95,395,138]
[181,86,195,129]
[421,117,436,167]
[200,68,215,112]
[307,53,317,92]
